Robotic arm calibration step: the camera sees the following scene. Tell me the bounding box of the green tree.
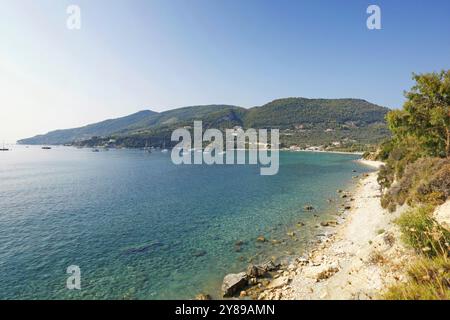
[387,70,450,157]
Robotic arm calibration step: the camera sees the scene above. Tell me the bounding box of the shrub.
[396,206,450,258]
[381,157,450,210]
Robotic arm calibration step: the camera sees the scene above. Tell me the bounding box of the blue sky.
[1,0,449,141]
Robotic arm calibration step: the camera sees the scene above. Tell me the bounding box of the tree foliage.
[387,70,450,157]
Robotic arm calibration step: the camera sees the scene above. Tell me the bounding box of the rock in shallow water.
[192,250,207,257]
[195,293,212,300]
[256,235,267,243]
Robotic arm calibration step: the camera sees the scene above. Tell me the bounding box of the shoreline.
[287,149,365,155]
[221,159,412,300]
[260,161,411,299]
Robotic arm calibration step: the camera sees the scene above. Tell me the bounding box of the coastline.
[289,150,365,155]
[355,159,384,169]
[223,159,412,300]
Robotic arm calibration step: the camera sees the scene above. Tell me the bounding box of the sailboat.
[144,140,152,153]
[161,139,168,153]
[0,141,9,151]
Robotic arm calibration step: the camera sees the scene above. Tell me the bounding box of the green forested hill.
[244,98,388,128]
[17,110,157,145]
[18,98,390,148]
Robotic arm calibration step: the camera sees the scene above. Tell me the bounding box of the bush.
[396,206,450,258]
[381,157,450,210]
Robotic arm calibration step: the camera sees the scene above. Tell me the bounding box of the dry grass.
[384,204,450,300]
[384,256,450,300]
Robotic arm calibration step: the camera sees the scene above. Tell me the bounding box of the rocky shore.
[215,160,413,300]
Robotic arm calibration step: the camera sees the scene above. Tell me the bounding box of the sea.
[0,146,373,299]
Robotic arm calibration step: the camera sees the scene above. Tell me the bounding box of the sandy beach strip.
[256,160,412,300]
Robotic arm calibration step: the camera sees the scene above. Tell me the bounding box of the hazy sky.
[1,0,449,142]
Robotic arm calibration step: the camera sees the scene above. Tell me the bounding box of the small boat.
[144,141,152,153]
[41,146,52,150]
[161,139,168,153]
[0,142,8,151]
[92,148,100,152]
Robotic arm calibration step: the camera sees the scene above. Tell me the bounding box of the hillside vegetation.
[365,70,450,299]
[18,98,390,149]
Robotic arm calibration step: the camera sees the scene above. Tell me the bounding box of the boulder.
[222,272,248,297]
[246,264,263,277]
[195,293,212,300]
[260,260,280,272]
[246,260,280,278]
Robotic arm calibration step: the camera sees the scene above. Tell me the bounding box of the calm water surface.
[0,146,372,299]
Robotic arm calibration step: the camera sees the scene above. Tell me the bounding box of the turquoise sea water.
[0,146,372,299]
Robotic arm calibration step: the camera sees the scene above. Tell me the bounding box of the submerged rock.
[222,272,248,297]
[320,220,338,227]
[192,250,207,257]
[256,235,267,243]
[121,241,163,255]
[303,205,314,211]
